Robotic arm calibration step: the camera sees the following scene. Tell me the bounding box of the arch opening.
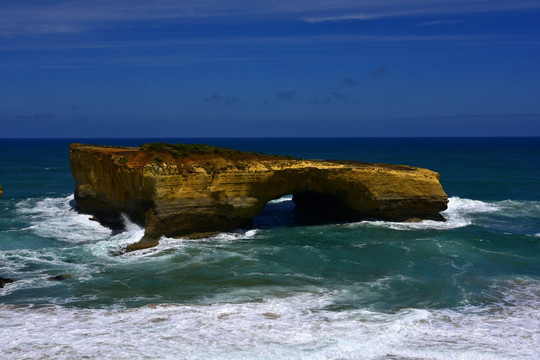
[292,191,357,222]
[251,191,357,229]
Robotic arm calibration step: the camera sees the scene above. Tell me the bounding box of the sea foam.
[13,194,508,241]
[264,196,503,231]
[16,195,112,243]
[268,195,293,204]
[348,196,500,231]
[1,279,539,360]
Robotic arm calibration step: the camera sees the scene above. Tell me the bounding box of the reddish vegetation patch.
[124,151,154,167]
[110,142,297,168]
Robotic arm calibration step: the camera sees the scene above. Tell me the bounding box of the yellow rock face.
[70,143,448,250]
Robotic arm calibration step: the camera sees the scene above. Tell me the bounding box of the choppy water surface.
[1,138,539,359]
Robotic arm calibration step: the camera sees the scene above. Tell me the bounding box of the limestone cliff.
[70,143,448,250]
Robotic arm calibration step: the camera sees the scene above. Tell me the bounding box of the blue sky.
[1,0,539,137]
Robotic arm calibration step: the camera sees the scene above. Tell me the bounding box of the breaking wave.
[349,196,501,231]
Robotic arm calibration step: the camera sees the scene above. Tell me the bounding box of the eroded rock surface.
[70,143,448,250]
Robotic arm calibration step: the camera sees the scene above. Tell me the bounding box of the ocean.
[1,137,539,359]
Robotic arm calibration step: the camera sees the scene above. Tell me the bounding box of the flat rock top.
[69,143,419,173]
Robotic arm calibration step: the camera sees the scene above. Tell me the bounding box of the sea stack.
[70,143,448,251]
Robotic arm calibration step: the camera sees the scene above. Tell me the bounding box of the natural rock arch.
[252,191,359,230]
[70,143,448,251]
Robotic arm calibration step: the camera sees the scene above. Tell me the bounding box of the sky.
[1,0,540,138]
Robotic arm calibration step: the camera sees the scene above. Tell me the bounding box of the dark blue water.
[1,138,539,359]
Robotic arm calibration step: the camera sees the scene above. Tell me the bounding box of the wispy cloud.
[370,67,388,79]
[16,113,56,120]
[1,33,516,55]
[311,86,354,106]
[1,1,538,69]
[302,13,378,23]
[1,1,540,35]
[342,78,357,87]
[1,113,57,123]
[1,31,530,69]
[300,1,540,23]
[419,19,464,26]
[70,116,90,121]
[275,90,297,101]
[310,96,332,105]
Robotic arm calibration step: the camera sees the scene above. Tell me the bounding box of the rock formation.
[70,143,448,251]
[48,274,74,281]
[0,276,13,288]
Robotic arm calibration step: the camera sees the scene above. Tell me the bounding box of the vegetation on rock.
[140,142,294,160]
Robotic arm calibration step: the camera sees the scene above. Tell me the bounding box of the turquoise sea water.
[1,138,539,359]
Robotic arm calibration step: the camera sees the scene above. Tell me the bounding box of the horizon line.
[2,136,539,140]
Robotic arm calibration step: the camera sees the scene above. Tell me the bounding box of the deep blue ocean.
[1,138,539,359]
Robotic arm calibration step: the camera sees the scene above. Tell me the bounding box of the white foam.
[100,228,260,263]
[84,215,146,258]
[5,198,149,287]
[206,229,259,242]
[0,245,95,297]
[447,196,500,214]
[495,199,540,218]
[1,209,149,297]
[14,195,261,263]
[349,196,500,231]
[1,280,539,360]
[16,195,112,242]
[14,196,174,261]
[268,195,293,204]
